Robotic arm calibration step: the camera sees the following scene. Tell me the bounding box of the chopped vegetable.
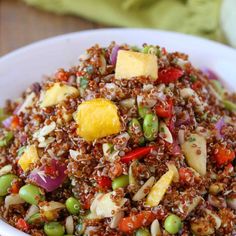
[222,99,236,112]
[155,99,173,118]
[16,218,29,232]
[135,228,151,236]
[146,169,174,207]
[164,214,182,234]
[97,176,112,189]
[214,145,235,166]
[118,211,155,233]
[0,132,13,147]
[66,197,81,215]
[40,201,65,220]
[143,113,159,141]
[44,222,65,236]
[121,146,156,163]
[74,98,121,141]
[115,50,158,80]
[0,174,18,196]
[159,121,173,143]
[181,134,207,176]
[158,67,183,84]
[112,175,129,190]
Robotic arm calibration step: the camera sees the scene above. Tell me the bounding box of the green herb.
[188,137,196,142]
[190,75,197,83]
[17,146,26,156]
[80,77,88,89]
[0,132,14,147]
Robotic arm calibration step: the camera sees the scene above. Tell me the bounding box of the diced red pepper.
[214,145,235,166]
[179,167,193,183]
[120,146,156,164]
[16,218,29,231]
[11,115,20,129]
[191,80,202,91]
[97,176,112,189]
[10,181,20,194]
[158,67,184,84]
[155,99,173,118]
[56,69,70,81]
[166,116,176,135]
[119,211,155,233]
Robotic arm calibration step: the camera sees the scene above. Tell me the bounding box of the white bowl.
[0,28,236,235]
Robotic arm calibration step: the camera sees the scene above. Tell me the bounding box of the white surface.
[0,28,236,235]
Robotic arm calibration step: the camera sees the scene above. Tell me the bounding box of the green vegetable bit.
[0,132,14,147]
[128,118,145,145]
[0,108,7,123]
[223,100,236,112]
[0,174,18,196]
[19,184,45,205]
[136,228,151,236]
[27,213,43,225]
[143,113,159,141]
[80,77,88,89]
[66,197,81,215]
[112,175,129,190]
[17,146,26,156]
[211,80,225,96]
[142,45,159,56]
[164,214,183,234]
[44,222,65,236]
[138,106,151,118]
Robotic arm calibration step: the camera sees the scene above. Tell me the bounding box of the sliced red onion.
[13,104,22,115]
[2,116,13,128]
[110,45,120,65]
[215,117,225,139]
[28,159,67,192]
[201,68,219,81]
[171,141,181,156]
[176,111,191,126]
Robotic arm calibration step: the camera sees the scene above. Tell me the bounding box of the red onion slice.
[2,116,13,128]
[110,45,120,65]
[28,159,67,192]
[215,117,225,139]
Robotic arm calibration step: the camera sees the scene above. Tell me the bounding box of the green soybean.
[143,113,159,141]
[66,197,80,215]
[138,106,151,118]
[143,45,158,56]
[112,175,129,190]
[44,222,65,236]
[0,174,18,196]
[222,100,236,112]
[164,214,182,234]
[0,132,14,147]
[136,228,151,236]
[19,184,45,205]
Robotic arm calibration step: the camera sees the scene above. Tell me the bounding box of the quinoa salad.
[0,42,236,236]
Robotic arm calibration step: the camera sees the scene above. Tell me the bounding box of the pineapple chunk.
[146,169,174,207]
[181,134,207,176]
[74,98,121,141]
[18,145,39,172]
[40,83,79,108]
[115,50,158,80]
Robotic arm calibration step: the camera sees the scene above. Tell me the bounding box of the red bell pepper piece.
[179,167,193,183]
[158,67,184,84]
[16,218,29,231]
[155,99,173,118]
[97,176,112,189]
[119,211,155,233]
[120,146,156,164]
[214,145,235,166]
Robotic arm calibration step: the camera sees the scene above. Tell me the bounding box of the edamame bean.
[128,118,145,145]
[112,175,129,190]
[0,174,18,196]
[19,184,45,205]
[136,228,151,236]
[44,222,65,236]
[143,113,159,141]
[138,106,151,118]
[164,214,182,234]
[66,197,80,215]
[142,46,158,56]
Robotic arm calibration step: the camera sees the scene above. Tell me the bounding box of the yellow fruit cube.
[74,98,121,141]
[146,169,174,207]
[115,50,158,80]
[40,83,79,108]
[18,145,39,172]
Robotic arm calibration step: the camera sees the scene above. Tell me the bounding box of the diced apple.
[115,50,158,80]
[181,134,207,176]
[18,145,39,172]
[40,83,79,108]
[146,169,174,207]
[74,98,121,141]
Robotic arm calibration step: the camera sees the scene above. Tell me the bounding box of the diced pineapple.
[74,98,121,141]
[146,169,174,207]
[40,83,79,108]
[181,134,207,176]
[18,145,39,172]
[91,192,126,218]
[115,50,158,80]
